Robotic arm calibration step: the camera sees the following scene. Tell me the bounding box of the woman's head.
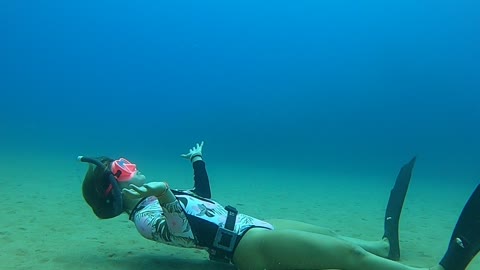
[81,156,147,219]
[110,158,147,188]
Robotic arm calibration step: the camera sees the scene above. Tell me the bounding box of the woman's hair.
[81,156,116,219]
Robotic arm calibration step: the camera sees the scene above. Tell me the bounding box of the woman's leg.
[266,219,389,258]
[233,228,437,270]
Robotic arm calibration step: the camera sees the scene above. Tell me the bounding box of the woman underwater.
[79,141,480,270]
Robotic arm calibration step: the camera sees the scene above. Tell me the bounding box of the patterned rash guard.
[128,161,274,257]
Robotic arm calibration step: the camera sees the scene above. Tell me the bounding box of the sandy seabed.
[1,156,478,270]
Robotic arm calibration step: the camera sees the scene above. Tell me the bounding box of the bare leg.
[267,219,389,258]
[233,228,436,270]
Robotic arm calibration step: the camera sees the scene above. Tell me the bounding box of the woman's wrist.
[191,154,203,163]
[155,182,170,197]
[156,182,177,205]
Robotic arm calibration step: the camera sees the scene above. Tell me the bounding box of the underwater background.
[2,1,479,184]
[1,1,480,270]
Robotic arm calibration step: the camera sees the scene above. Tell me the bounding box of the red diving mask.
[110,158,137,182]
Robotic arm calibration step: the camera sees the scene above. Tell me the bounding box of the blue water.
[1,1,479,184]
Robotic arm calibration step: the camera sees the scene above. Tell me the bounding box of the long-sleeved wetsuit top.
[129,160,274,251]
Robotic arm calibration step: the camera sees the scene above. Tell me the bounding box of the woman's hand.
[180,141,204,162]
[122,182,168,199]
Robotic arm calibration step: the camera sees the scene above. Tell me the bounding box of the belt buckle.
[213,227,237,252]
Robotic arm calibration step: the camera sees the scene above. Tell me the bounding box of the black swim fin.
[440,183,480,270]
[383,156,416,261]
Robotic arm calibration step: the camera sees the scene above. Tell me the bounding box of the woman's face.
[120,170,147,188]
[111,158,147,188]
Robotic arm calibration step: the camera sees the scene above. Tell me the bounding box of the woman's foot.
[380,237,391,258]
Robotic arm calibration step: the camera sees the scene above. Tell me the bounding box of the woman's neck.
[123,197,143,215]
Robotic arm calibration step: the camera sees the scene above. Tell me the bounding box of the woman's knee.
[343,243,369,267]
[323,228,338,237]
